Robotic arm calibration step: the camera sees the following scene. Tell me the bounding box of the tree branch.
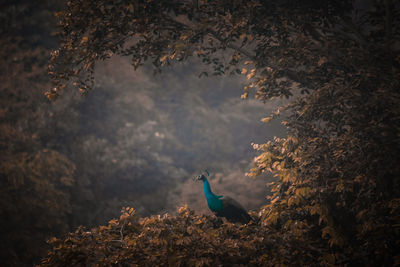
[163,14,308,88]
[206,29,256,60]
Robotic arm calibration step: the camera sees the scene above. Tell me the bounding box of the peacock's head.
[194,170,210,181]
[195,174,206,181]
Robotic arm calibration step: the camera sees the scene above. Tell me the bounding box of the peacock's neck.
[203,179,223,211]
[203,179,215,197]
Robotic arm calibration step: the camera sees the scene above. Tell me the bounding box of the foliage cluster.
[44,0,400,265]
[250,81,400,264]
[40,206,324,267]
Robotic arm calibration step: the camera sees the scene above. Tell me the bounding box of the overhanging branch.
[163,14,308,88]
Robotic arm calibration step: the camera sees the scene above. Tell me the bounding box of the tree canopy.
[41,0,400,265]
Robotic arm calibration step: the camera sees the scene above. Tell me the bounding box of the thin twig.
[120,221,126,241]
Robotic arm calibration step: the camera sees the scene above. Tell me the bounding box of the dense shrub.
[40,206,328,266]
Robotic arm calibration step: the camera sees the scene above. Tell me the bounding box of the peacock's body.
[195,171,252,224]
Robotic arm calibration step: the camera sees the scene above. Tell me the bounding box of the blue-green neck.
[203,178,223,211]
[203,178,215,197]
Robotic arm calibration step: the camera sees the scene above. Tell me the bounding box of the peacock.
[195,170,252,224]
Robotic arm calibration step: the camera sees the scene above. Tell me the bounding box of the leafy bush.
[40,206,326,266]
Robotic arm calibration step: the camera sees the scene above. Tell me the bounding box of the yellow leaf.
[318,56,327,66]
[261,116,272,123]
[310,204,320,215]
[266,212,279,224]
[247,72,255,79]
[296,187,311,197]
[270,197,279,204]
[81,36,88,44]
[272,161,280,169]
[321,226,333,238]
[284,219,293,228]
[354,175,363,183]
[45,91,56,100]
[288,196,300,207]
[180,34,188,41]
[160,54,169,62]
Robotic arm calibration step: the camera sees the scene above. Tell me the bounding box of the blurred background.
[0,0,285,265]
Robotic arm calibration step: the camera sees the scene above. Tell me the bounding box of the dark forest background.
[0,1,284,265]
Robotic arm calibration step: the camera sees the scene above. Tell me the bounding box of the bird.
[195,170,252,224]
